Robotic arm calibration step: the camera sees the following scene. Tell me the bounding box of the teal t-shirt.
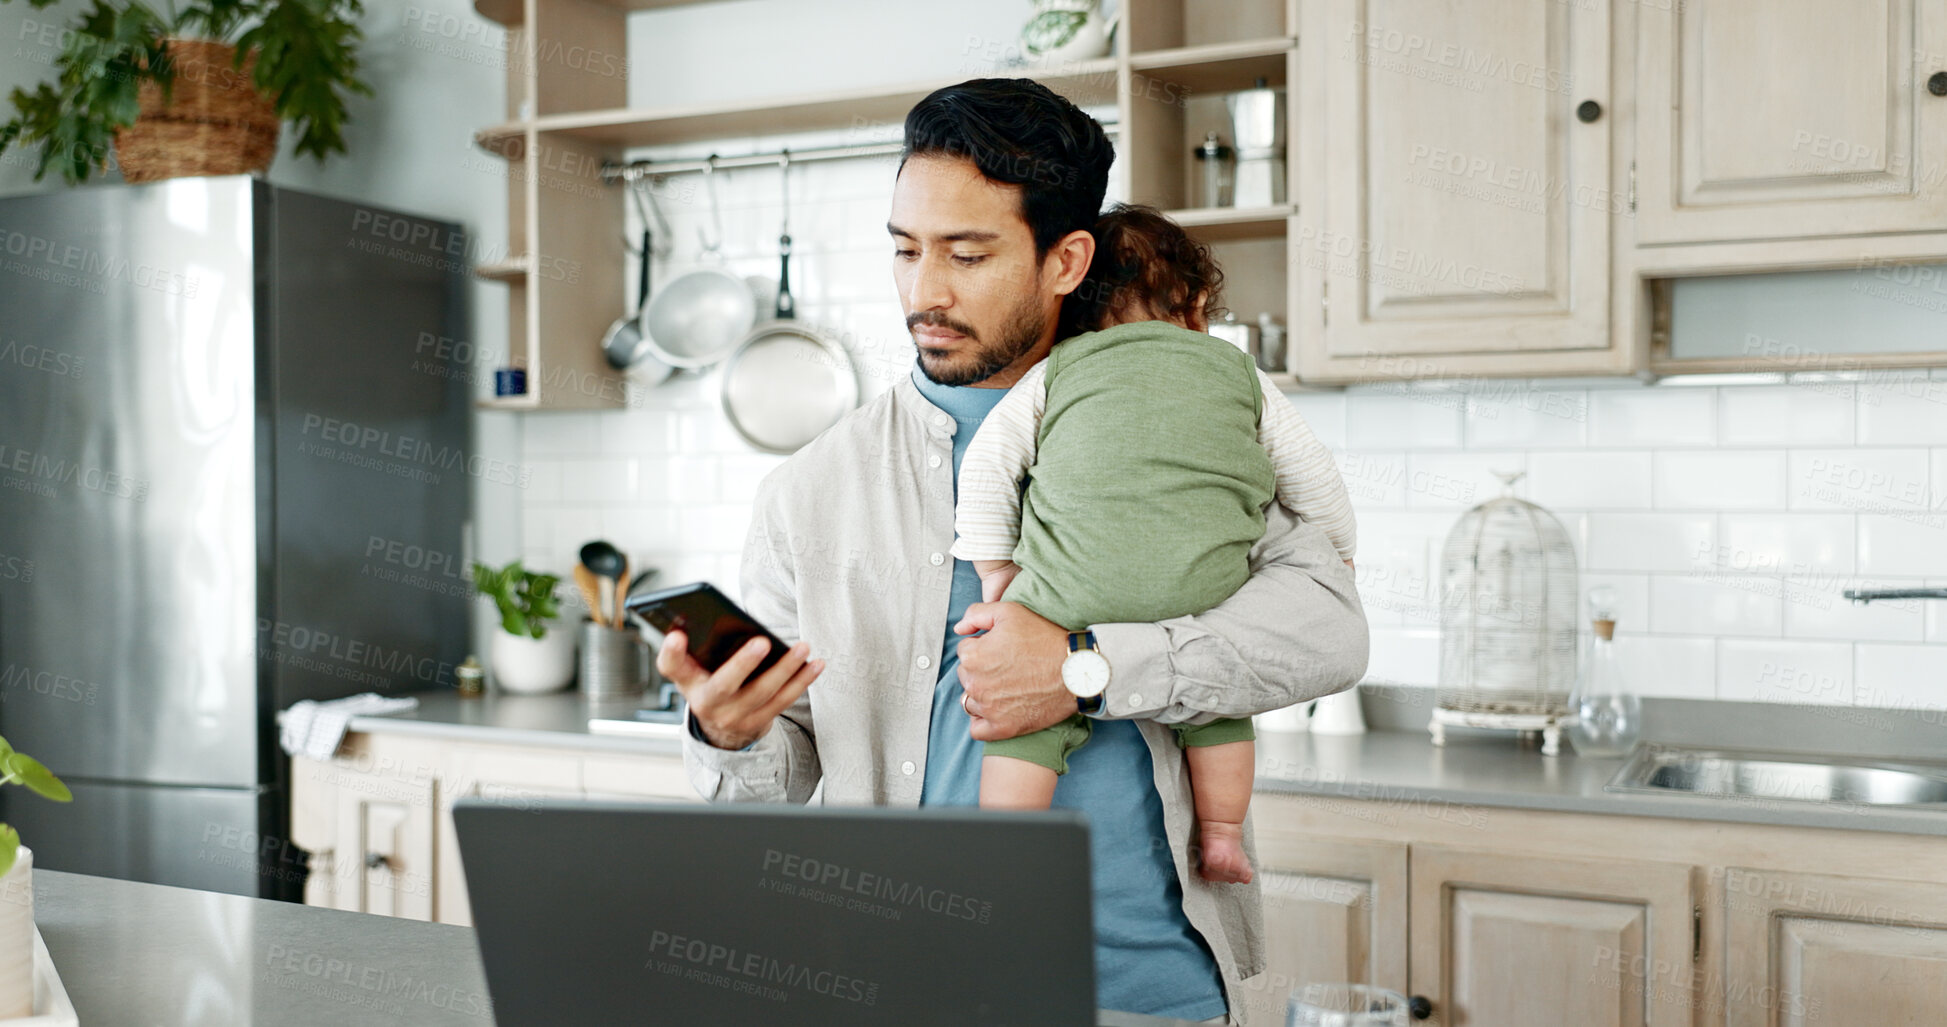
[912,365,1228,1023]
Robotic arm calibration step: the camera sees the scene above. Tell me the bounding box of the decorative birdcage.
[1434,471,1579,754]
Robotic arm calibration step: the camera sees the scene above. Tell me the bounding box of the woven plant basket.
[114,38,279,183]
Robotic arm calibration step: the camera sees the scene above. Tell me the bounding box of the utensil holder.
[579,620,651,701]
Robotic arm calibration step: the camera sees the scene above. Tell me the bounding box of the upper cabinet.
[1636,0,1947,246]
[1294,0,1630,382]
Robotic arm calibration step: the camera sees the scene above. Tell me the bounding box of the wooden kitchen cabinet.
[1720,867,1947,1027]
[1240,832,1408,1027]
[1293,0,1634,382]
[290,726,693,925]
[1408,846,1695,1027]
[1635,0,1947,248]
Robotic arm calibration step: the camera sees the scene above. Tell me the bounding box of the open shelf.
[1129,37,1293,93]
[1168,204,1294,241]
[474,59,1119,152]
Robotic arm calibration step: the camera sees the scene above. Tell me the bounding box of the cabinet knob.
[1930,71,1947,97]
[364,852,389,869]
[1409,995,1434,1020]
[1576,99,1603,123]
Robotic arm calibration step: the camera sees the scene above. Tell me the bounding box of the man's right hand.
[656,630,823,751]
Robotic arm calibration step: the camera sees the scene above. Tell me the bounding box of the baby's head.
[1064,203,1225,336]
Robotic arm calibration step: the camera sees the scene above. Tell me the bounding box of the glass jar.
[1567,586,1641,757]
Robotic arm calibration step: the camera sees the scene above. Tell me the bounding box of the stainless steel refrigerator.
[0,175,472,900]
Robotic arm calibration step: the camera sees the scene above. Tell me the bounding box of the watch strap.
[1076,692,1105,715]
[1067,629,1098,654]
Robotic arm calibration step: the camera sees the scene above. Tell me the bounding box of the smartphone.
[624,581,791,679]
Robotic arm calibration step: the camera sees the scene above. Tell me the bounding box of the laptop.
[454,799,1097,1026]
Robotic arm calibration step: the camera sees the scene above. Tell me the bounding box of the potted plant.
[0,0,372,184]
[471,560,575,695]
[0,736,71,1018]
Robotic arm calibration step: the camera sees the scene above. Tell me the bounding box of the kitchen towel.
[278,693,420,761]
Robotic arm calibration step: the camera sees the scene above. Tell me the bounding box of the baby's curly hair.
[1061,203,1225,337]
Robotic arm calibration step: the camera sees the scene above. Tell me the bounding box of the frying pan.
[720,157,858,454]
[600,180,674,385]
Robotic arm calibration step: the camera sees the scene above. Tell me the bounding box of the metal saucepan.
[720,156,858,453]
[642,158,756,368]
[600,179,675,385]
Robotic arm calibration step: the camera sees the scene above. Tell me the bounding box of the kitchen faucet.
[1842,587,1947,604]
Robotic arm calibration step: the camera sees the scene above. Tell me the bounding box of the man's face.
[888,155,1058,387]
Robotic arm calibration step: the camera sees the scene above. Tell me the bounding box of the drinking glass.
[1286,983,1410,1027]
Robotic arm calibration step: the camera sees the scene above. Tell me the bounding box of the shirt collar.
[897,363,1010,441]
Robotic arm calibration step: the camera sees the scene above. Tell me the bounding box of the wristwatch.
[1061,629,1110,714]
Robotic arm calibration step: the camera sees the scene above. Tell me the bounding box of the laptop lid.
[454,799,1096,1026]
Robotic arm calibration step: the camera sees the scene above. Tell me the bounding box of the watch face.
[1062,649,1110,698]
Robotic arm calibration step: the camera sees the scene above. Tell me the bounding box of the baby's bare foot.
[1196,820,1254,884]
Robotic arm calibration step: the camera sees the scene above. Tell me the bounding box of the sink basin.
[1606,746,1947,808]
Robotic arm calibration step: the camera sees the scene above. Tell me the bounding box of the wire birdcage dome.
[1434,471,1578,752]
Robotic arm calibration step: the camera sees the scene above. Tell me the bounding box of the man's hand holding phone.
[657,632,824,751]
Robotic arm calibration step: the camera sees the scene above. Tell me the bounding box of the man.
[658,78,1368,1024]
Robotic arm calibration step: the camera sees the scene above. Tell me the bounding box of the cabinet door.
[1297,0,1615,374]
[1637,0,1947,245]
[1722,867,1947,1027]
[1241,835,1408,1027]
[582,752,699,801]
[1409,846,1694,1027]
[330,772,437,921]
[435,748,584,926]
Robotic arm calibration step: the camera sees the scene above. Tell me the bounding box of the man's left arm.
[954,502,1368,739]
[1091,502,1369,723]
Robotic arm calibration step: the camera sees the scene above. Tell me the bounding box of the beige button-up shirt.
[683,372,1370,1023]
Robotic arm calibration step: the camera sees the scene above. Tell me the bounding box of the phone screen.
[628,582,789,678]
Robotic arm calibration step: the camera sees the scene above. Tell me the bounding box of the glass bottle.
[1567,586,1640,757]
[1194,131,1234,208]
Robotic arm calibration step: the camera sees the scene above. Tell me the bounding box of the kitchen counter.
[1255,727,1947,838]
[348,690,683,755]
[355,692,1947,838]
[35,870,1202,1027]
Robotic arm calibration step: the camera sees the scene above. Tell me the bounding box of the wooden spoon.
[574,564,607,628]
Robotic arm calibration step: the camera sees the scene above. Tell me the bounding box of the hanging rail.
[600,124,1120,185]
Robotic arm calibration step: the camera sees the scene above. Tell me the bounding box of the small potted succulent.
[0,0,372,184]
[0,736,71,1018]
[471,560,574,695]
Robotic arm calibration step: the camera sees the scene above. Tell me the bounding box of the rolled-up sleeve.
[1088,502,1368,724]
[682,472,823,803]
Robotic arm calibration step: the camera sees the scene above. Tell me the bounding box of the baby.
[951,204,1356,884]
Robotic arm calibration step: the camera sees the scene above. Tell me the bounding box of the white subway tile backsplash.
[1648,574,1781,637]
[1339,453,1408,508]
[1586,513,1715,572]
[1716,639,1853,704]
[1934,449,1947,507]
[599,409,682,455]
[1581,572,1651,632]
[1590,389,1715,448]
[1853,643,1947,711]
[1718,385,1854,446]
[1528,451,1652,510]
[557,457,641,505]
[522,411,603,456]
[719,454,788,505]
[1361,628,1440,687]
[1857,515,1947,577]
[1283,391,1347,450]
[1652,450,1788,510]
[1855,377,1947,445]
[1612,636,1716,700]
[1344,393,1465,450]
[1714,513,1855,577]
[601,506,679,558]
[1403,453,1522,510]
[1463,388,1589,448]
[1786,449,1931,513]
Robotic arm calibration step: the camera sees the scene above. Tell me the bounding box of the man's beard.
[910,293,1047,388]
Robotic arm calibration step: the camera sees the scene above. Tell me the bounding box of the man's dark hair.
[901,78,1114,257]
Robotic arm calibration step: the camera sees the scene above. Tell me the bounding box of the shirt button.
[930,552,944,566]
[928,453,943,469]
[1127,693,1143,710]
[900,760,916,776]
[916,655,932,669]
[932,414,950,429]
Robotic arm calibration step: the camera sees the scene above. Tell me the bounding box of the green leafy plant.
[0,0,373,185]
[0,735,72,879]
[471,560,562,640]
